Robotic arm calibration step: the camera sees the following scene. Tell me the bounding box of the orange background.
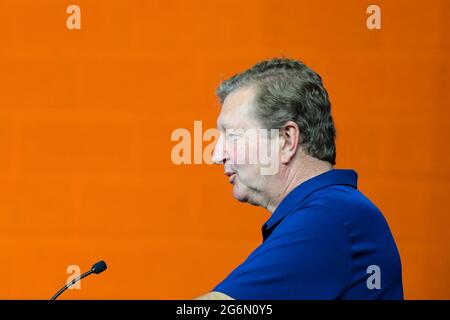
[0,0,449,299]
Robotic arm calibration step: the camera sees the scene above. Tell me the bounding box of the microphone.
[50,260,108,300]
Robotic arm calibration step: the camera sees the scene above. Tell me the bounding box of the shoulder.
[267,204,352,258]
[274,203,348,236]
[303,184,387,226]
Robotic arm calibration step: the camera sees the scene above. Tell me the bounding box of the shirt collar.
[262,169,358,238]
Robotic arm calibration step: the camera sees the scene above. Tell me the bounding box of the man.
[196,58,403,300]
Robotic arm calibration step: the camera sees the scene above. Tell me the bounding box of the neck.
[265,153,333,213]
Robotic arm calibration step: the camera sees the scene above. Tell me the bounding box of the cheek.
[225,142,247,165]
[235,164,260,182]
[233,144,264,177]
[227,139,259,165]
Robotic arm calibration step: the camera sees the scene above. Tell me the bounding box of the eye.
[227,134,240,142]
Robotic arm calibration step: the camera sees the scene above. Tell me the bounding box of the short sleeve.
[213,206,351,300]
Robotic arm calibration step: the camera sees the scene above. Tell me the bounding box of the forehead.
[217,86,260,129]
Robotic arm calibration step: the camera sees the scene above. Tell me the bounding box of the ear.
[280,121,301,165]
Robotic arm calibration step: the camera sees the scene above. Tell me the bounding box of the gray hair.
[216,58,336,165]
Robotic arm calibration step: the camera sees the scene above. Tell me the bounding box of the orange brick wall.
[0,0,448,299]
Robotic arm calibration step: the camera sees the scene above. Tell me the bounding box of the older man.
[197,58,403,300]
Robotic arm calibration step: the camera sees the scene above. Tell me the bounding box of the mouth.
[225,172,237,184]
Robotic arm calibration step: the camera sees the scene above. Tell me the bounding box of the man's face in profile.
[213,86,278,206]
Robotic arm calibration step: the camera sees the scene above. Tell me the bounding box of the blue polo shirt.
[213,169,403,300]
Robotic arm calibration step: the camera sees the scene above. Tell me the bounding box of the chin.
[232,185,249,203]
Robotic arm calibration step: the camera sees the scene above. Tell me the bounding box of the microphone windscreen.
[91,260,108,274]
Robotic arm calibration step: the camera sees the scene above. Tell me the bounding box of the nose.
[212,133,227,164]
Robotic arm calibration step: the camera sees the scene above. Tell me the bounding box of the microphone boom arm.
[50,260,107,300]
